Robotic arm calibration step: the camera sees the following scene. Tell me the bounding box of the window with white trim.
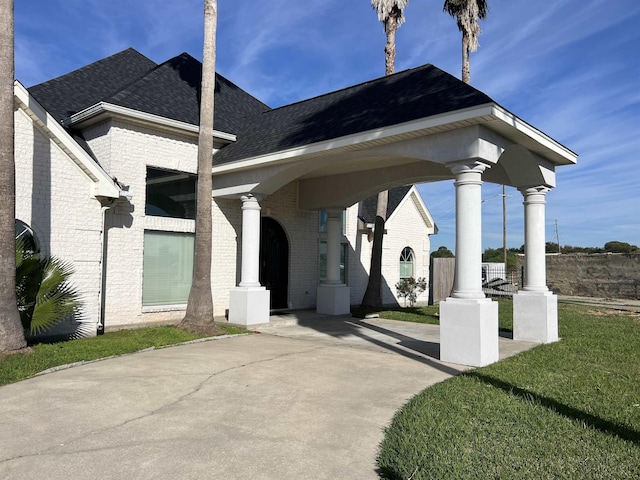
[15,220,39,254]
[399,247,415,279]
[143,231,194,306]
[145,167,197,220]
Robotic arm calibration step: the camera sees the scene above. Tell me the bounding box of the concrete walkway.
[0,314,537,480]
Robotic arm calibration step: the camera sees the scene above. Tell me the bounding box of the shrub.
[395,277,427,307]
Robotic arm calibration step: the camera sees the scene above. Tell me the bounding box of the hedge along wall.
[516,253,640,300]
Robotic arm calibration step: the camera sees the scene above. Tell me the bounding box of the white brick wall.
[87,120,200,327]
[15,108,105,334]
[344,193,432,307]
[18,107,434,332]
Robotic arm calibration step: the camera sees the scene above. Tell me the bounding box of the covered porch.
[211,64,577,367]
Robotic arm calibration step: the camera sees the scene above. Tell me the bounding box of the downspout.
[97,199,116,335]
[97,187,132,335]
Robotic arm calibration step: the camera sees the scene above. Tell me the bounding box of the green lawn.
[0,324,248,387]
[363,301,513,332]
[377,303,640,479]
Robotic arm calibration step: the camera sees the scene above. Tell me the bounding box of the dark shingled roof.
[214,64,494,165]
[27,49,493,167]
[104,53,269,134]
[359,185,413,224]
[28,49,270,136]
[29,48,158,123]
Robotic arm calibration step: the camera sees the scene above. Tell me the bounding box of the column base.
[229,287,270,326]
[513,290,558,343]
[316,284,351,315]
[440,297,499,367]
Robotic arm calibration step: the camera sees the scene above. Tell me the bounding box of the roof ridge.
[29,48,154,90]
[262,63,439,114]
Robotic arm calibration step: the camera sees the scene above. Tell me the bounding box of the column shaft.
[521,187,550,292]
[239,195,261,287]
[451,162,487,299]
[325,209,343,285]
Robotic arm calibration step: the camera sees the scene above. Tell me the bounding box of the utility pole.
[555,219,562,254]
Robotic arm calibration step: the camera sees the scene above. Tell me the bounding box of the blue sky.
[15,0,640,252]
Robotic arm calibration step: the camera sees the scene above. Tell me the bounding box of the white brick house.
[14,49,436,336]
[14,48,576,367]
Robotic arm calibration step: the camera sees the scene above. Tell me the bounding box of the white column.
[521,187,550,292]
[513,186,558,343]
[229,194,270,326]
[440,161,499,367]
[317,208,350,315]
[325,209,343,286]
[451,162,487,299]
[239,195,261,287]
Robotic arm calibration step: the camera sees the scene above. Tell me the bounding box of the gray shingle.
[106,52,269,134]
[214,64,494,165]
[28,48,157,122]
[28,49,270,136]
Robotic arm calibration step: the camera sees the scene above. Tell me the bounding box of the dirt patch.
[585,309,640,320]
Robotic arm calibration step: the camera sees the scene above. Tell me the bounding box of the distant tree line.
[431,241,639,263]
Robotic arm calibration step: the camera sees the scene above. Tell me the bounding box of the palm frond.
[443,0,488,51]
[15,240,84,336]
[371,0,409,26]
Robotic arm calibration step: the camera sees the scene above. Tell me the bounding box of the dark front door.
[260,217,289,310]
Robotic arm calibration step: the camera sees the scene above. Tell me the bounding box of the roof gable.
[105,52,270,134]
[214,64,494,164]
[28,48,157,123]
[27,49,270,138]
[15,81,122,199]
[359,185,413,224]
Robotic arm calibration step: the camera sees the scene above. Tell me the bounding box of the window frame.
[399,246,415,279]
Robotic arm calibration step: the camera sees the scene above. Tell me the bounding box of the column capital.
[448,161,491,188]
[519,186,551,197]
[519,186,551,206]
[324,207,343,218]
[447,160,491,176]
[240,194,262,211]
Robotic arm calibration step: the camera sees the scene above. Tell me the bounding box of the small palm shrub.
[395,277,427,307]
[15,240,83,336]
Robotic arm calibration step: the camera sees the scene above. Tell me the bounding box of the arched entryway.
[260,217,289,310]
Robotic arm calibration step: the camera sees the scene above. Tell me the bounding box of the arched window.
[15,220,39,254]
[399,247,414,279]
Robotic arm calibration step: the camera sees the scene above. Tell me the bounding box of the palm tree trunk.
[361,190,388,310]
[362,8,400,310]
[384,14,398,76]
[181,0,220,332]
[462,32,471,84]
[0,0,27,352]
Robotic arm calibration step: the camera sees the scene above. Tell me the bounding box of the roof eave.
[14,81,122,199]
[65,102,237,145]
[213,102,577,175]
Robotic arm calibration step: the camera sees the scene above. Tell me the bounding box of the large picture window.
[143,231,194,306]
[399,247,415,279]
[145,167,197,220]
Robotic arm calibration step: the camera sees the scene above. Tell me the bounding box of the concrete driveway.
[0,314,536,479]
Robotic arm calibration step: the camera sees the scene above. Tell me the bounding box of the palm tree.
[0,0,27,353]
[371,0,409,75]
[361,1,409,311]
[15,239,84,337]
[443,0,488,84]
[180,0,223,334]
